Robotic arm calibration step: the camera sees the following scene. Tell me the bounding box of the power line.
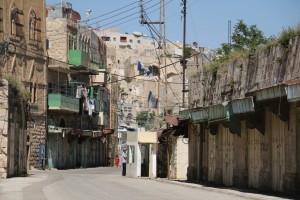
[46,0,163,42]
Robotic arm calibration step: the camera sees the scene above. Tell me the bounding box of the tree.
[216,20,267,58]
[232,20,267,53]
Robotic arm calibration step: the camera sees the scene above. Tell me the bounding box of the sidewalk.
[155,178,298,200]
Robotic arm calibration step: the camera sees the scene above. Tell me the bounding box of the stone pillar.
[27,117,46,169]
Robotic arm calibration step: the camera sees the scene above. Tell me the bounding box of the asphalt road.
[0,167,292,200]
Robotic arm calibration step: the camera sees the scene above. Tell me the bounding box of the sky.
[46,0,300,50]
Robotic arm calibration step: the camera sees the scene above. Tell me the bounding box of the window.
[11,6,24,37]
[113,37,116,41]
[29,83,37,103]
[137,40,141,44]
[0,7,3,32]
[129,39,133,43]
[120,36,127,43]
[102,36,110,41]
[68,33,77,50]
[29,10,41,41]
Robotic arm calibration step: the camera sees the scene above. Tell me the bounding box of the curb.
[154,179,291,200]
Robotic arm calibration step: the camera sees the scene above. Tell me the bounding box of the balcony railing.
[48,93,79,113]
[69,50,90,69]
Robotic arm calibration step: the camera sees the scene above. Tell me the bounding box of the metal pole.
[182,0,187,108]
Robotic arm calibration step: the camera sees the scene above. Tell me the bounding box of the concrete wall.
[169,136,188,180]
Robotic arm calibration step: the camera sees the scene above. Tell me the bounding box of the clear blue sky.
[46,0,300,49]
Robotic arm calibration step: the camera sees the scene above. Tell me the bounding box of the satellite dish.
[192,42,198,47]
[133,32,142,37]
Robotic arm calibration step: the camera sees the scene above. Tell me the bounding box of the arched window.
[29,10,36,40]
[10,3,23,37]
[29,10,41,41]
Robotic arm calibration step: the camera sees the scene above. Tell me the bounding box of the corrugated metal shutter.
[256,85,286,101]
[191,108,208,123]
[208,104,230,123]
[287,83,300,102]
[231,97,255,114]
[179,109,191,120]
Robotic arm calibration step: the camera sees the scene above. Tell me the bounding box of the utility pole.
[139,0,165,116]
[181,0,187,108]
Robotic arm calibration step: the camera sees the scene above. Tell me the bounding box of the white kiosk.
[126,131,157,179]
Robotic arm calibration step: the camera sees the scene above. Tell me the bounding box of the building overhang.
[255,84,286,102]
[231,97,255,114]
[48,65,78,74]
[190,108,208,123]
[286,81,300,102]
[179,109,191,121]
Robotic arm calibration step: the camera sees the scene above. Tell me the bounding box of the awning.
[48,126,73,134]
[190,108,208,123]
[256,84,286,101]
[164,115,179,126]
[208,104,231,123]
[231,97,255,114]
[103,129,115,135]
[82,130,93,137]
[92,131,102,137]
[179,109,191,120]
[287,82,300,102]
[48,125,63,134]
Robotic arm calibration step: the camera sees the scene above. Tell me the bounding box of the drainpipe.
[44,51,49,170]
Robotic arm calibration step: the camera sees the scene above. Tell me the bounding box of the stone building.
[0,0,47,177]
[96,28,199,179]
[181,35,300,193]
[46,2,109,169]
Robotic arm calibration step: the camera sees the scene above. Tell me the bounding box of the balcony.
[69,50,89,69]
[48,93,79,113]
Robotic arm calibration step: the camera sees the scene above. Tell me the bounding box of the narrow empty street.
[0,167,291,200]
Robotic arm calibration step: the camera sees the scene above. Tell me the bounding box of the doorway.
[141,144,149,177]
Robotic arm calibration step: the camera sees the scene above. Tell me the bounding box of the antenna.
[228,20,231,47]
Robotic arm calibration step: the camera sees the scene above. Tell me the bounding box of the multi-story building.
[46,2,109,169]
[0,0,47,178]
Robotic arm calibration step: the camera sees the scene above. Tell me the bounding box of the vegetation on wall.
[207,21,300,73]
[2,74,30,101]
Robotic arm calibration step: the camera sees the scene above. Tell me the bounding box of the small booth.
[126,131,157,179]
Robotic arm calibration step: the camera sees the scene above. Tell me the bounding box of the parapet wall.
[189,35,300,106]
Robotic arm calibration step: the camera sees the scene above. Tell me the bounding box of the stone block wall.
[189,36,300,107]
[0,80,9,179]
[27,118,46,169]
[46,18,68,62]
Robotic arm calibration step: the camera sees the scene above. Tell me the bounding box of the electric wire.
[46,0,165,42]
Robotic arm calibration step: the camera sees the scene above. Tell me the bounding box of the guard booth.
[126,131,157,179]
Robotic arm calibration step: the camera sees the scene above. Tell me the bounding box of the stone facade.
[0,81,9,179]
[0,0,47,173]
